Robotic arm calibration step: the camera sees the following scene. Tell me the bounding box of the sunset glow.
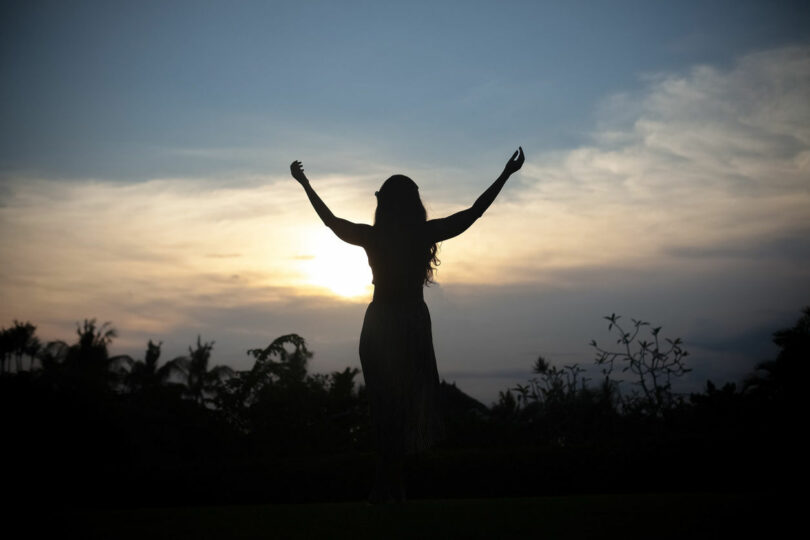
[300,228,373,299]
[2,1,808,403]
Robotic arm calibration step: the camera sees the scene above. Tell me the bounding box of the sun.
[301,229,373,299]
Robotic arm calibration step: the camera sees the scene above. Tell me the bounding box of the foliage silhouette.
[123,339,175,394]
[164,336,233,405]
[744,305,808,402]
[493,354,619,447]
[2,308,806,506]
[591,314,690,416]
[0,320,39,372]
[214,334,368,456]
[30,319,132,395]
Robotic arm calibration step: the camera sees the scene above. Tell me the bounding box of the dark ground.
[35,492,787,540]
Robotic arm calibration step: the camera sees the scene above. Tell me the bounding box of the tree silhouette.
[65,319,131,392]
[124,340,175,394]
[25,333,41,371]
[591,314,690,416]
[0,320,39,373]
[38,339,69,372]
[0,326,10,373]
[165,336,233,406]
[211,334,368,454]
[245,333,312,391]
[5,311,803,504]
[216,333,313,430]
[744,306,809,414]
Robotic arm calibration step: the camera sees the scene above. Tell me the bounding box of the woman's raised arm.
[290,160,371,246]
[426,147,524,243]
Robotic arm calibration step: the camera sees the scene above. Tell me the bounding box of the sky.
[2,0,809,405]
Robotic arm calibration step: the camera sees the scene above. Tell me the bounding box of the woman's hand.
[503,146,525,176]
[290,160,309,185]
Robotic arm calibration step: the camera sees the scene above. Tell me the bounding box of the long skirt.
[359,300,445,457]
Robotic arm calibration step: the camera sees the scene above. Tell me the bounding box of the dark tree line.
[482,309,803,457]
[2,307,805,506]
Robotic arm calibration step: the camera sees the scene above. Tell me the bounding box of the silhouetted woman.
[290,147,524,502]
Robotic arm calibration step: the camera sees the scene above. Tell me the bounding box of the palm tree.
[2,321,38,372]
[165,336,233,406]
[125,340,174,393]
[63,319,130,392]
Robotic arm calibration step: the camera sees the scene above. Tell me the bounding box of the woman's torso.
[364,225,430,303]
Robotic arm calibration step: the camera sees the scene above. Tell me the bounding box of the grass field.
[50,492,784,539]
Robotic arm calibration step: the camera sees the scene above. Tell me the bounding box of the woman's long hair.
[374,175,440,285]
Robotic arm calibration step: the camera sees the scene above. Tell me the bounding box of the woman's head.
[373,175,425,227]
[373,174,440,284]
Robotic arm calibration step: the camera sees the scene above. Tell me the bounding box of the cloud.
[665,228,810,264]
[427,45,810,286]
[205,253,242,259]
